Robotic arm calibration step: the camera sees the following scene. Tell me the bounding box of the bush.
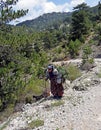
[25,95,33,104]
[81,45,94,70]
[57,64,82,82]
[79,35,85,43]
[89,39,94,45]
[28,119,44,129]
[68,39,81,58]
[17,78,47,103]
[66,64,82,82]
[97,69,101,78]
[51,100,64,107]
[0,104,14,122]
[55,47,62,54]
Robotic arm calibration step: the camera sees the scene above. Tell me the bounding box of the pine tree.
[98,1,101,20]
[70,3,91,41]
[0,0,28,111]
[0,0,28,32]
[0,0,28,24]
[69,39,81,58]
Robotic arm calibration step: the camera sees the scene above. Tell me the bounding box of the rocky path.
[0,59,101,130]
[53,58,101,66]
[2,84,101,130]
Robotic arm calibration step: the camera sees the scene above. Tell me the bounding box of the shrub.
[89,39,94,45]
[98,69,101,78]
[15,78,46,104]
[28,119,44,129]
[68,39,81,58]
[25,95,33,104]
[55,47,62,54]
[57,64,82,82]
[66,64,82,82]
[52,53,65,62]
[82,45,92,61]
[81,45,94,70]
[51,100,64,107]
[0,104,14,122]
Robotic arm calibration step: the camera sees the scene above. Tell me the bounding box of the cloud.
[70,0,85,7]
[11,0,85,24]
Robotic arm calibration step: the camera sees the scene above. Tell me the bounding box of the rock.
[64,80,71,89]
[14,103,24,112]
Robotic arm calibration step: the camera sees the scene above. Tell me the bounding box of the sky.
[11,0,100,25]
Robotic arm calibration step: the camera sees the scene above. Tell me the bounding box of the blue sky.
[85,0,99,6]
[12,0,100,25]
[48,0,70,5]
[48,0,99,7]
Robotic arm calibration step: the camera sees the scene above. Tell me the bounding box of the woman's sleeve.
[45,70,49,80]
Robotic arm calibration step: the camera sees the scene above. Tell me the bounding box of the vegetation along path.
[0,58,101,130]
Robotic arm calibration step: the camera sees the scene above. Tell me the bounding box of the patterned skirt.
[50,78,64,97]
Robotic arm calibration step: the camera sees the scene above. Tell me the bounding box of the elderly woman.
[45,64,64,99]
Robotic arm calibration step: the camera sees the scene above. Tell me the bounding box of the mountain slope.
[17,12,72,31]
[16,4,98,32]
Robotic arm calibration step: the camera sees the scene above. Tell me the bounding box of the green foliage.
[0,120,10,130]
[25,95,33,104]
[0,0,29,110]
[17,78,46,103]
[69,39,81,58]
[17,12,71,31]
[97,69,101,78]
[0,104,14,122]
[96,25,101,35]
[55,47,62,54]
[0,0,28,24]
[31,52,48,78]
[0,25,49,110]
[81,45,94,70]
[88,58,94,64]
[28,119,44,129]
[57,66,68,79]
[70,3,92,41]
[96,24,101,44]
[88,39,94,45]
[24,79,44,96]
[43,32,56,49]
[56,128,59,130]
[66,64,82,82]
[98,2,101,20]
[51,100,64,107]
[82,45,92,63]
[52,53,65,62]
[81,58,94,70]
[42,31,64,49]
[0,0,28,33]
[0,1,99,114]
[57,64,82,82]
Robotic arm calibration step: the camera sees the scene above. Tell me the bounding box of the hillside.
[17,12,72,31]
[0,2,101,125]
[16,5,98,32]
[0,58,101,130]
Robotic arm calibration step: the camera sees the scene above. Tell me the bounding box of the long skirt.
[50,79,64,97]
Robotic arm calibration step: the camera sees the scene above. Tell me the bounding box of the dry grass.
[28,119,44,129]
